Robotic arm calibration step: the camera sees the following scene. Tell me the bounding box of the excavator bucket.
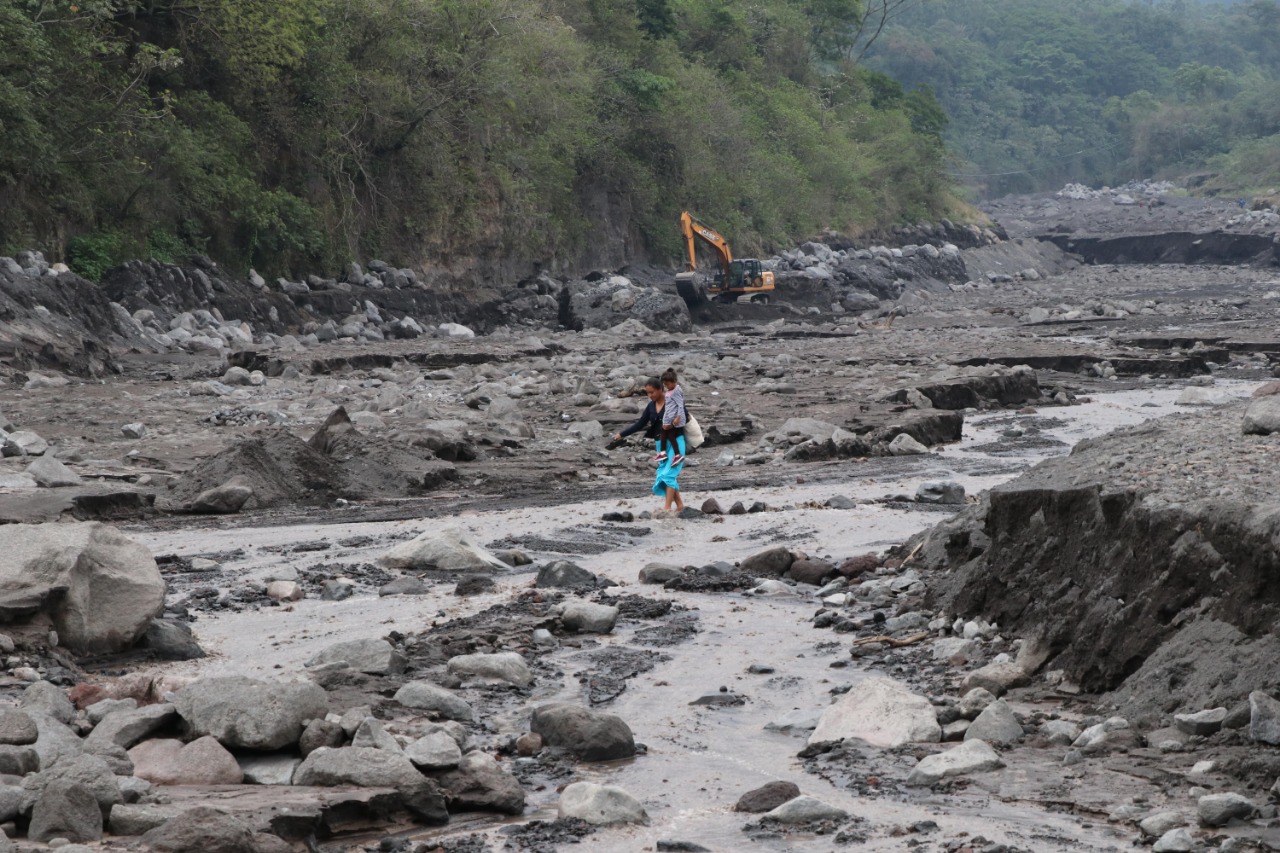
[674,272,707,307]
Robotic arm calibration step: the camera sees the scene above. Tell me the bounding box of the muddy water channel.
[129,385,1251,852]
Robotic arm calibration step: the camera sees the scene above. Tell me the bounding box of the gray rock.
[1072,716,1130,750]
[28,780,102,843]
[738,546,793,577]
[351,719,402,753]
[1174,707,1227,736]
[933,637,978,661]
[305,638,405,675]
[292,747,447,823]
[339,706,373,737]
[394,681,474,722]
[26,456,81,488]
[405,732,462,770]
[172,677,327,750]
[0,710,37,746]
[109,803,184,836]
[530,703,635,761]
[734,781,801,813]
[5,430,48,455]
[1249,691,1280,744]
[83,741,133,776]
[189,476,254,513]
[763,795,849,824]
[639,563,682,584]
[142,618,206,661]
[962,662,1030,696]
[127,736,243,785]
[888,433,929,455]
[0,745,38,776]
[1242,395,1280,435]
[916,480,965,504]
[377,527,506,572]
[535,561,598,588]
[121,423,146,440]
[139,806,286,852]
[1039,719,1080,745]
[0,785,22,821]
[446,652,533,688]
[84,703,176,750]
[117,774,153,804]
[237,754,300,785]
[431,751,525,815]
[763,708,822,736]
[1198,792,1254,827]
[20,682,76,726]
[557,781,647,825]
[1,523,165,654]
[1139,811,1187,837]
[809,676,940,747]
[1152,828,1195,853]
[906,739,1004,786]
[964,699,1023,745]
[557,600,619,634]
[27,711,83,769]
[298,719,345,757]
[379,576,431,596]
[22,753,121,814]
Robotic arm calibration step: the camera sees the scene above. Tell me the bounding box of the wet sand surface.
[123,385,1239,852]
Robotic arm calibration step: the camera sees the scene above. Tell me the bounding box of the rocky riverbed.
[0,188,1279,852]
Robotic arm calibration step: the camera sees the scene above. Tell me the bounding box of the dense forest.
[0,0,957,279]
[867,0,1280,197]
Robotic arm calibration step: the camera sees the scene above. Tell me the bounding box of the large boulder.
[0,523,166,654]
[0,710,37,745]
[963,699,1023,745]
[530,704,635,761]
[128,737,244,785]
[557,781,648,825]
[188,476,254,514]
[26,456,81,487]
[304,638,405,675]
[1249,691,1280,744]
[906,739,1005,786]
[172,677,327,750]
[405,732,462,770]
[139,806,287,853]
[21,682,76,725]
[739,547,794,577]
[394,681,474,722]
[556,600,619,633]
[808,676,941,747]
[378,527,507,573]
[535,561,598,588]
[28,780,102,843]
[83,703,177,750]
[446,652,533,688]
[763,795,850,824]
[1242,396,1280,435]
[21,753,122,814]
[430,752,525,814]
[292,747,448,824]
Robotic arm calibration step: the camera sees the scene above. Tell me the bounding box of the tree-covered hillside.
[0,0,956,279]
[867,0,1280,197]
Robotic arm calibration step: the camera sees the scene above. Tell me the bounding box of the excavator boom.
[680,210,733,280]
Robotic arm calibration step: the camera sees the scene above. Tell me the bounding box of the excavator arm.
[679,210,733,282]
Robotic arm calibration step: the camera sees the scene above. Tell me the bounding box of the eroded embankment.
[917,399,1280,721]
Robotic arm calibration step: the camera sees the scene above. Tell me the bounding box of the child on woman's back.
[654,367,687,465]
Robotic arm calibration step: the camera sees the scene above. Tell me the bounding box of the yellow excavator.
[674,210,775,306]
